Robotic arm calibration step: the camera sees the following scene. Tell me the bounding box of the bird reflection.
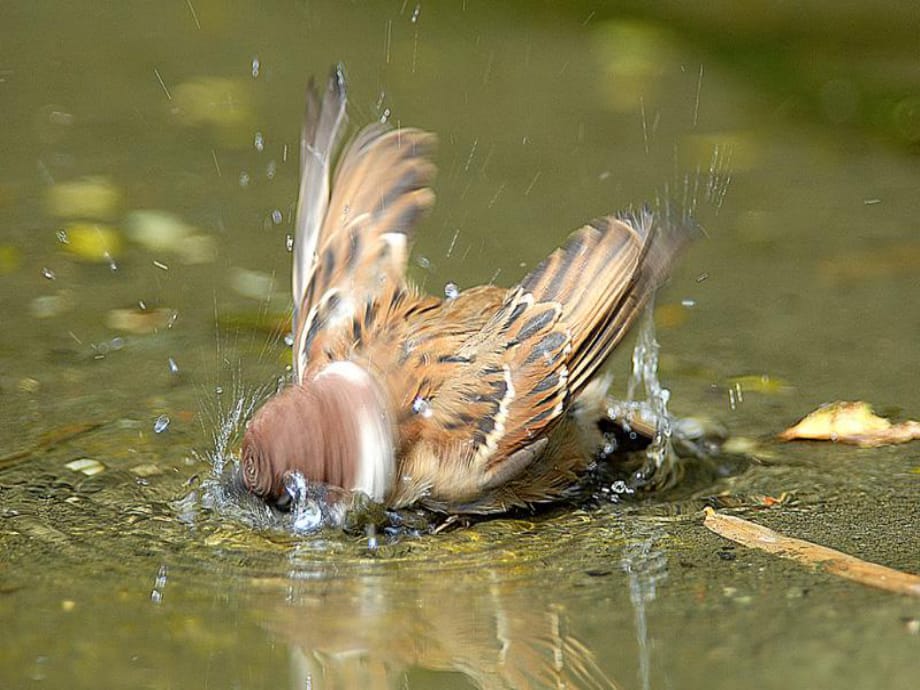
[258,568,618,690]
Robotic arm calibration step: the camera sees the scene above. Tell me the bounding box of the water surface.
[2,2,919,689]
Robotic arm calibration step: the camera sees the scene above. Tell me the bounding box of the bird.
[239,65,689,515]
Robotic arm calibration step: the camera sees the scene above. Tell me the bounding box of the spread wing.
[291,66,437,382]
[428,211,688,487]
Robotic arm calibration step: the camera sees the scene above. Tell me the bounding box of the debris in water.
[46,176,119,219]
[62,223,121,263]
[107,307,174,334]
[704,508,920,597]
[778,401,920,447]
[65,458,105,476]
[153,414,170,434]
[726,374,793,396]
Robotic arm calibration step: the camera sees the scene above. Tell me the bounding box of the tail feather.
[521,208,690,397]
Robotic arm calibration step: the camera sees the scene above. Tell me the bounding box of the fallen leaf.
[107,307,174,334]
[47,176,120,219]
[728,374,794,395]
[63,222,121,262]
[778,400,920,447]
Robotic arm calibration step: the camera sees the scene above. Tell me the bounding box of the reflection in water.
[261,559,618,690]
[621,523,668,690]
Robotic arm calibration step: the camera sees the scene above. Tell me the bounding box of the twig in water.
[703,508,920,597]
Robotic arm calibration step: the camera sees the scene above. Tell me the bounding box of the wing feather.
[290,69,437,382]
[426,211,688,488]
[293,66,348,351]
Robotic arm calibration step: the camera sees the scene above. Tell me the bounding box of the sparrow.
[240,66,689,514]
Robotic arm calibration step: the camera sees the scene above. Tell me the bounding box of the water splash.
[283,472,350,534]
[608,305,682,491]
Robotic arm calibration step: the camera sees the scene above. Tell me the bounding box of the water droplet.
[168,357,179,374]
[284,471,307,501]
[695,272,709,283]
[285,234,294,251]
[416,255,431,270]
[271,209,283,225]
[412,396,433,418]
[411,3,421,23]
[109,337,124,351]
[444,282,459,299]
[266,160,277,179]
[681,299,696,308]
[251,57,261,78]
[138,300,147,311]
[151,564,168,604]
[380,107,391,124]
[366,524,378,550]
[56,229,69,244]
[105,253,118,272]
[728,382,743,411]
[239,171,250,188]
[153,414,170,434]
[91,341,109,358]
[215,386,223,396]
[284,333,294,347]
[253,131,264,152]
[41,267,56,280]
[611,480,634,495]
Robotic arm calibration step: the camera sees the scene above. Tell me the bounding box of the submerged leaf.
[779,400,920,447]
[47,176,120,219]
[728,374,794,395]
[107,307,174,334]
[63,222,121,262]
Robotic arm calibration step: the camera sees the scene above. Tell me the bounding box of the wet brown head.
[241,384,353,502]
[240,363,396,504]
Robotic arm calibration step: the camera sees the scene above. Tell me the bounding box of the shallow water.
[2,2,920,689]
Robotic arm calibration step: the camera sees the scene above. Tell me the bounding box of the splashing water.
[283,472,350,534]
[175,376,365,535]
[607,304,682,491]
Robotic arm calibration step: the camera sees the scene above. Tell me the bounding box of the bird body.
[241,67,688,514]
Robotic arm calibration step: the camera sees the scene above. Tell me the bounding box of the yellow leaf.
[64,223,121,262]
[779,401,920,447]
[47,176,119,219]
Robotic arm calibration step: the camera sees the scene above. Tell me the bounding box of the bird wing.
[427,212,688,487]
[291,66,437,382]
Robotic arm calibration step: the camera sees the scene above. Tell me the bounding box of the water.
[2,2,920,689]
